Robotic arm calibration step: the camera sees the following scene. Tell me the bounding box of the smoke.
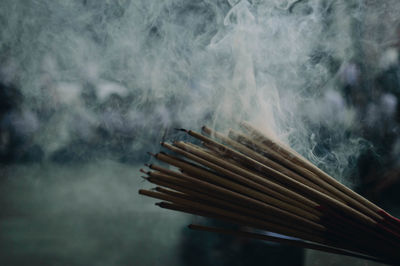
[1,1,399,177]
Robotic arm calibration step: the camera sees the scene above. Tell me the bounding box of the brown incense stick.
[140,189,323,242]
[175,141,320,215]
[239,121,382,215]
[229,128,382,221]
[197,128,376,227]
[152,152,324,230]
[139,123,400,263]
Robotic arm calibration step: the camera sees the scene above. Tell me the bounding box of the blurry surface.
[0,161,188,266]
[304,250,386,266]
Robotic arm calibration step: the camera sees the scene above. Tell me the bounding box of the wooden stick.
[145,172,397,259]
[147,164,299,217]
[152,152,328,231]
[154,185,321,236]
[147,166,322,233]
[140,189,324,242]
[203,128,400,250]
[200,127,343,200]
[145,170,369,250]
[186,128,331,196]
[174,141,321,216]
[230,128,382,221]
[228,129,338,197]
[240,122,383,216]
[159,144,322,226]
[199,128,377,227]
[160,200,326,244]
[145,169,325,235]
[168,141,320,220]
[138,125,400,262]
[157,149,387,247]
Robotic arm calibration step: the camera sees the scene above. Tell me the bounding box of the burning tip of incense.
[201,126,211,135]
[147,152,156,157]
[175,128,188,132]
[188,224,196,230]
[162,143,174,149]
[140,168,149,174]
[155,202,168,208]
[160,142,169,147]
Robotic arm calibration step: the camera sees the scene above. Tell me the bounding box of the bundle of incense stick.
[139,122,400,264]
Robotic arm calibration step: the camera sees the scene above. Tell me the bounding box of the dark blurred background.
[1,0,400,265]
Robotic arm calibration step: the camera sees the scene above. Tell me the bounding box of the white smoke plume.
[1,0,400,181]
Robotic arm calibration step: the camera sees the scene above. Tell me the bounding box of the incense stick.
[139,122,400,263]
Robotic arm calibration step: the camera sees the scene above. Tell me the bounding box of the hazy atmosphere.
[1,0,400,265]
